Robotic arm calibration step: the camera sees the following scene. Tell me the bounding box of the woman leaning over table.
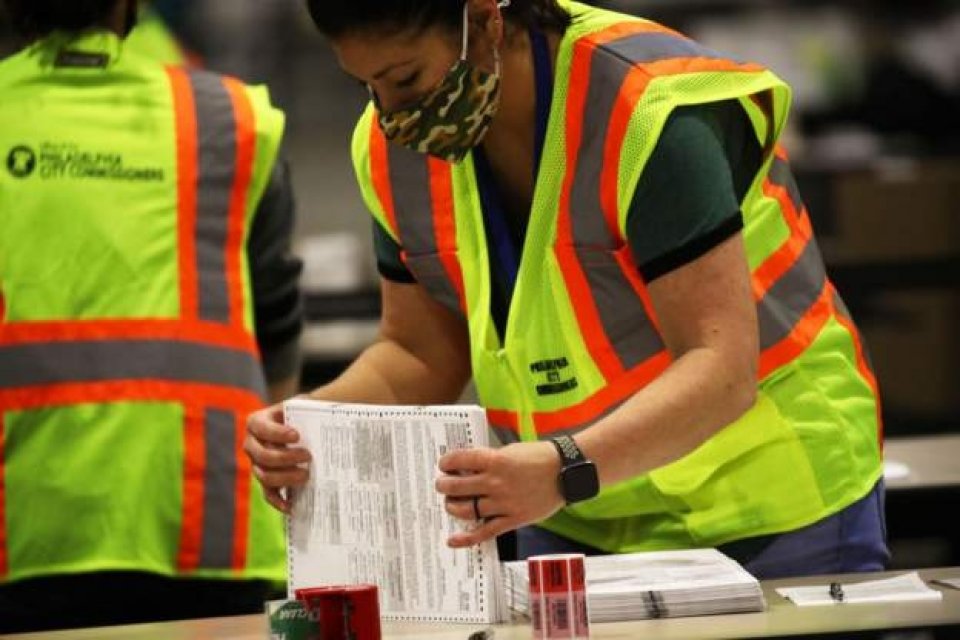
[245,0,889,579]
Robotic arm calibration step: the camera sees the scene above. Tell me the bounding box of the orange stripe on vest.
[557,34,627,382]
[0,319,257,352]
[486,408,520,434]
[752,180,814,300]
[427,159,467,313]
[369,120,399,238]
[221,77,257,331]
[535,351,672,435]
[0,380,262,412]
[585,20,687,48]
[177,401,206,571]
[758,285,832,379]
[167,66,200,321]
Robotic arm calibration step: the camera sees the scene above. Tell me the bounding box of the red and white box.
[527,553,590,639]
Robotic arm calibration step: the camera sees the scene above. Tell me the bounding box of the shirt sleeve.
[372,220,417,283]
[627,99,762,282]
[248,158,305,383]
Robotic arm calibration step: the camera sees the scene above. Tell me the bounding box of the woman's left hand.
[436,441,565,548]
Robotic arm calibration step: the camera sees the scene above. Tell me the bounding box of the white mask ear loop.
[459,3,471,60]
[460,0,511,60]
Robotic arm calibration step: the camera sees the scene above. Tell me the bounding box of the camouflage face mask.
[373,3,502,164]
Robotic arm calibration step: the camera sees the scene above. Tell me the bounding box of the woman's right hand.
[244,402,312,513]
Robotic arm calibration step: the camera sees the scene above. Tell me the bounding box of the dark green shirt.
[373,100,761,335]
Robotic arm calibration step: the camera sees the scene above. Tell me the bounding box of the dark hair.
[306,0,571,39]
[2,0,118,37]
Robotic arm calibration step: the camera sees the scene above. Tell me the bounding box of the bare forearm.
[306,338,468,405]
[576,347,756,488]
[267,375,300,404]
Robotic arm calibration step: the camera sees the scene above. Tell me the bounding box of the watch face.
[561,461,599,504]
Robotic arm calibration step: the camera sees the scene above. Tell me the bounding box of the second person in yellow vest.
[0,0,302,632]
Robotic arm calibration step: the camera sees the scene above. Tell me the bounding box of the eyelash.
[395,72,419,89]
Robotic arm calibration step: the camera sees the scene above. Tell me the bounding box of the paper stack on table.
[503,548,766,622]
[776,572,943,606]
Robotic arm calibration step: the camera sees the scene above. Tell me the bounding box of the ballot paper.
[284,399,504,624]
[503,548,766,622]
[776,572,943,606]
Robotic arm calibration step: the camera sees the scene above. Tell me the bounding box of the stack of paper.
[776,572,943,606]
[503,548,766,621]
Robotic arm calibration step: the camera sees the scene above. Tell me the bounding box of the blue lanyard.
[474,28,553,301]
[531,28,552,178]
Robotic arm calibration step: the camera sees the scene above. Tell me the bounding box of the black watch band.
[550,436,599,505]
[550,435,587,466]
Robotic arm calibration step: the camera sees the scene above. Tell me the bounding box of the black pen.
[829,581,845,603]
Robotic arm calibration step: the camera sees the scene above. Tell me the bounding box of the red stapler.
[294,584,382,640]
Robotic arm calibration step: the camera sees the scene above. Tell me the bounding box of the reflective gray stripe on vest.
[533,400,627,441]
[0,340,266,396]
[490,424,521,445]
[604,31,738,65]
[757,237,828,350]
[568,29,727,245]
[199,407,239,568]
[567,33,695,371]
[386,143,463,314]
[188,70,237,324]
[540,237,830,434]
[575,247,664,370]
[767,156,804,213]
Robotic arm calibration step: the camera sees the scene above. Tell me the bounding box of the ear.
[467,0,505,47]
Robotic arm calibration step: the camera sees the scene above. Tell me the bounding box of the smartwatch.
[549,435,599,504]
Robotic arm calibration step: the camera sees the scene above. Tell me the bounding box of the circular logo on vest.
[6,145,37,178]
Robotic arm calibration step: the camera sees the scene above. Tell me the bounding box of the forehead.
[331,23,458,77]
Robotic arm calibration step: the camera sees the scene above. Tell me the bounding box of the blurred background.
[2,0,958,566]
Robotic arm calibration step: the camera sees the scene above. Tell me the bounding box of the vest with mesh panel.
[350,2,883,551]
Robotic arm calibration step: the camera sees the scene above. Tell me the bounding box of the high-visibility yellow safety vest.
[0,30,286,583]
[352,3,883,551]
